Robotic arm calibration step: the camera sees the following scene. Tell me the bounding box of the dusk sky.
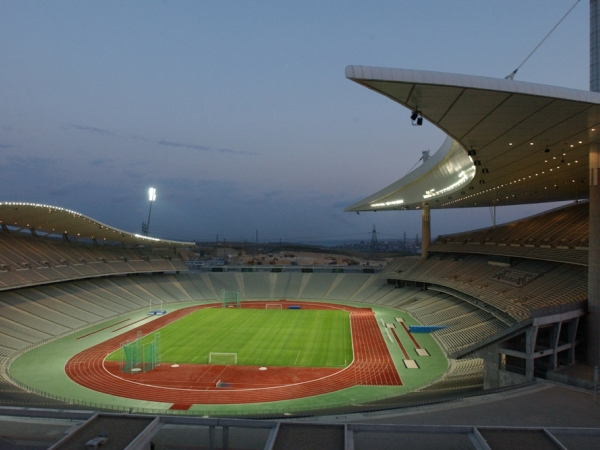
[0,1,589,243]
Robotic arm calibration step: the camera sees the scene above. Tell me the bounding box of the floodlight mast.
[146,188,156,236]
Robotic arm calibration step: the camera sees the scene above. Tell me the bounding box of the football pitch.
[107,308,353,368]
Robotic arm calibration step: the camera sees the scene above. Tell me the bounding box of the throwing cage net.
[221,289,241,308]
[121,331,161,373]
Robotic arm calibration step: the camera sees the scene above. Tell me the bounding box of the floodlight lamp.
[148,187,157,202]
[410,111,419,121]
[416,116,423,126]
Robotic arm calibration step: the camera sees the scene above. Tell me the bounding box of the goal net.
[265,303,282,310]
[208,352,238,365]
[221,289,241,308]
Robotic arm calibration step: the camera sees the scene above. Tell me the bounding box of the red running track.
[65,301,401,406]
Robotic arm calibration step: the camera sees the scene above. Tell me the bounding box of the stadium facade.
[0,3,600,448]
[343,4,600,369]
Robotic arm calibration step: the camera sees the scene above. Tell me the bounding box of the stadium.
[3,5,600,450]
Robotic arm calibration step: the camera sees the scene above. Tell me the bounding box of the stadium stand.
[393,288,508,355]
[298,273,336,299]
[418,358,484,393]
[387,253,587,323]
[0,202,592,416]
[0,231,185,291]
[324,274,378,300]
[241,272,272,299]
[430,202,589,265]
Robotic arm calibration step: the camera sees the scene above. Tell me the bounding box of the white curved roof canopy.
[345,65,600,211]
[0,202,194,247]
[345,137,475,211]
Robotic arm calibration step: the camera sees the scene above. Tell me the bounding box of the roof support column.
[567,317,579,366]
[592,0,600,91]
[589,0,600,366]
[525,326,538,381]
[588,141,600,366]
[421,202,430,258]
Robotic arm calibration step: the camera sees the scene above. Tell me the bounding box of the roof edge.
[345,65,600,104]
[0,202,195,247]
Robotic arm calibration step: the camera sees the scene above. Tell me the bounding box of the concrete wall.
[474,343,529,389]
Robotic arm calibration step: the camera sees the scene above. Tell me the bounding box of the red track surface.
[65,301,401,406]
[400,322,422,349]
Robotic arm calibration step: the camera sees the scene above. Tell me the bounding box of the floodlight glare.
[144,187,157,236]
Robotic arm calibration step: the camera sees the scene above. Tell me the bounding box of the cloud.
[217,147,258,156]
[263,190,282,199]
[129,134,152,142]
[0,144,14,149]
[2,155,57,167]
[62,123,257,156]
[48,184,79,197]
[158,140,257,156]
[89,158,114,167]
[61,123,119,137]
[328,211,355,227]
[157,140,211,152]
[0,155,67,201]
[332,196,363,208]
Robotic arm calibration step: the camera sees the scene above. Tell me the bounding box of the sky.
[0,1,590,243]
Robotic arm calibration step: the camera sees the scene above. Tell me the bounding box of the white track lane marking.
[99,301,359,393]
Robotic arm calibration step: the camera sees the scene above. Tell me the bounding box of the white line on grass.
[294,351,300,365]
[98,301,357,393]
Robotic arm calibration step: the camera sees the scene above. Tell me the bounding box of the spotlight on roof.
[410,111,419,121]
[544,148,550,153]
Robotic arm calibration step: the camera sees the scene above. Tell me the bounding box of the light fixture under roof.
[410,110,423,126]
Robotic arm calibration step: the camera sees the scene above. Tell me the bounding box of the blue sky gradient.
[0,1,589,242]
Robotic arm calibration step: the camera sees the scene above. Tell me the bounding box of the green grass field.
[107,308,353,368]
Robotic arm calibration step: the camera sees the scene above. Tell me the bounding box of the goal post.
[208,352,238,365]
[221,289,241,308]
[265,303,282,310]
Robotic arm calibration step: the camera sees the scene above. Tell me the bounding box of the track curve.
[65,301,401,405]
